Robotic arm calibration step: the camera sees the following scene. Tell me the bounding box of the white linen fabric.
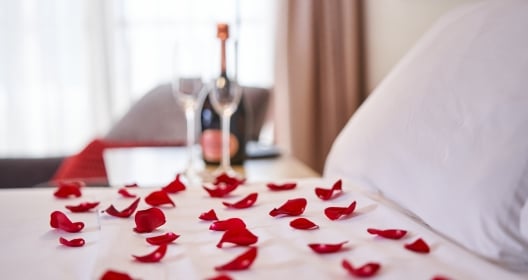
[0,180,525,280]
[324,0,528,271]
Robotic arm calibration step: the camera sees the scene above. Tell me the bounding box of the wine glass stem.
[221,113,231,171]
[185,108,195,169]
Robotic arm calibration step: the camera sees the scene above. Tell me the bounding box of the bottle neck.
[220,39,227,77]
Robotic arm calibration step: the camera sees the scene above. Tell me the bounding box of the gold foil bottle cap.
[216,23,229,40]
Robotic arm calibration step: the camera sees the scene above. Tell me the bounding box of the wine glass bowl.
[174,78,206,110]
[210,78,242,117]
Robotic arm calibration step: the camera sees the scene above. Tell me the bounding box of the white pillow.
[324,0,528,271]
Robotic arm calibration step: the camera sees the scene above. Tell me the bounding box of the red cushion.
[52,139,183,185]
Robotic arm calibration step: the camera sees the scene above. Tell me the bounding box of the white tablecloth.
[0,178,524,280]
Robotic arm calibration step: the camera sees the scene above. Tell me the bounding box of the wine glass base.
[211,165,240,179]
[179,160,208,187]
[180,168,202,186]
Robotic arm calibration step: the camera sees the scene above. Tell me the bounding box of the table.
[103,147,319,188]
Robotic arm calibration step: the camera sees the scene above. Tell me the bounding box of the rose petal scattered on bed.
[117,188,137,198]
[203,183,239,198]
[367,228,407,240]
[342,259,381,277]
[215,247,258,271]
[132,244,168,263]
[404,238,430,254]
[216,227,259,248]
[266,182,297,191]
[50,211,84,233]
[53,181,84,199]
[100,270,134,280]
[145,190,175,207]
[210,218,247,231]
[269,198,307,217]
[214,173,246,186]
[104,198,140,218]
[199,209,219,221]
[59,237,85,247]
[315,179,342,200]
[324,201,357,220]
[162,174,186,193]
[134,208,166,233]
[222,193,258,209]
[206,274,233,280]
[146,232,180,245]
[431,276,452,280]
[289,218,319,230]
[65,201,100,213]
[124,183,138,188]
[308,241,348,254]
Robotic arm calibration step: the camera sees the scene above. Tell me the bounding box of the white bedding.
[0,179,524,280]
[324,0,528,271]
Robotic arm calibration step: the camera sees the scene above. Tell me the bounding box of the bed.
[325,0,528,276]
[0,177,524,279]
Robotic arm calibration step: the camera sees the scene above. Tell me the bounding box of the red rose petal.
[132,244,168,263]
[54,181,83,198]
[324,201,357,220]
[124,183,139,188]
[203,183,239,198]
[215,247,258,271]
[214,173,246,186]
[50,211,84,233]
[65,201,100,213]
[207,274,233,280]
[134,207,166,233]
[118,188,137,198]
[308,241,348,254]
[210,218,247,231]
[404,238,430,254]
[367,228,407,240]
[162,174,187,193]
[315,179,343,200]
[290,218,319,230]
[269,198,307,217]
[216,227,258,248]
[342,260,381,278]
[199,209,219,221]
[266,182,297,191]
[432,276,452,280]
[222,193,258,209]
[59,237,85,247]
[146,232,180,245]
[145,190,175,207]
[100,270,134,280]
[105,198,140,218]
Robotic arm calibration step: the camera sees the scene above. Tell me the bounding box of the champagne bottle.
[200,23,247,165]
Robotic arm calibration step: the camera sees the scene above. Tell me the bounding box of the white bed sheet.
[0,178,524,280]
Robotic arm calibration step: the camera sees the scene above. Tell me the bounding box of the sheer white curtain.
[0,0,114,157]
[0,0,275,157]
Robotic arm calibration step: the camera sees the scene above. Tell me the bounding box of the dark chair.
[0,157,64,188]
[105,83,270,143]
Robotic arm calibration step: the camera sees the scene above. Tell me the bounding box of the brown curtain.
[274,0,365,173]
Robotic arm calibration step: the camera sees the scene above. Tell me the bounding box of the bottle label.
[201,129,239,162]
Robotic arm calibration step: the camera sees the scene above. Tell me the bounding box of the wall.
[363,0,481,93]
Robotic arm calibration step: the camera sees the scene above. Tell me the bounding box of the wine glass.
[208,77,242,177]
[171,40,208,183]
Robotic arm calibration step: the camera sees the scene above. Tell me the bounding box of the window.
[0,0,276,156]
